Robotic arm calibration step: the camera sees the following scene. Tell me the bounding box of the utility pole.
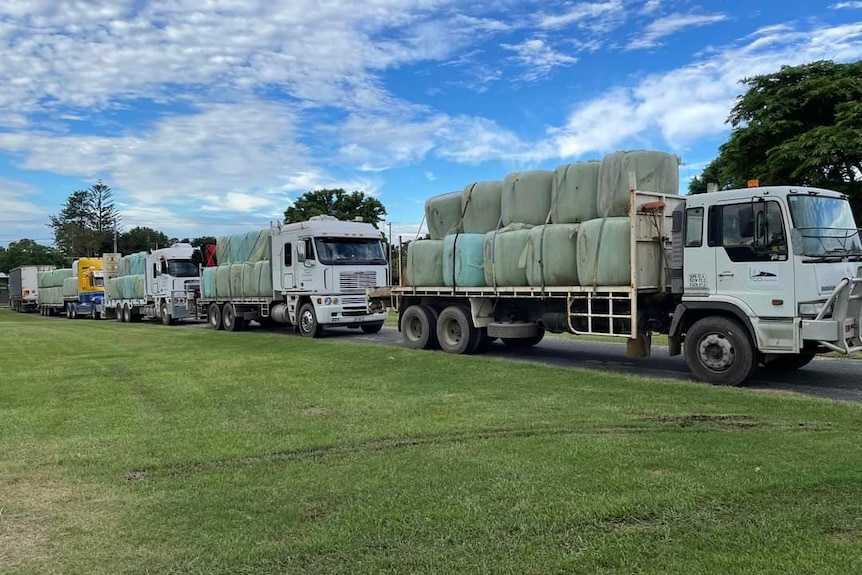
[113,220,118,253]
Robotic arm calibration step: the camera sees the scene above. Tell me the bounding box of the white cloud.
[424,171,436,181]
[628,13,729,50]
[0,178,54,245]
[641,0,662,14]
[536,1,623,30]
[830,2,862,8]
[547,21,862,157]
[500,38,579,81]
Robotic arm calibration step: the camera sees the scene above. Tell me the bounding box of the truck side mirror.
[297,242,306,262]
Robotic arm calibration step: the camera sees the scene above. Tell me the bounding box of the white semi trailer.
[369,186,862,386]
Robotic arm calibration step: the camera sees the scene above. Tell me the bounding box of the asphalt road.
[345,327,862,403]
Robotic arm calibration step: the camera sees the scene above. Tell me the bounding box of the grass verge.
[2,309,862,574]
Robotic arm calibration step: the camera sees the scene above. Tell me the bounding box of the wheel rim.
[698,332,735,372]
[405,316,423,341]
[224,306,233,327]
[440,317,462,348]
[300,310,314,333]
[210,308,218,326]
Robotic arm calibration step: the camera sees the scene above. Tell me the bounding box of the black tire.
[684,316,757,386]
[436,306,480,355]
[502,328,546,348]
[208,303,223,330]
[70,305,78,319]
[122,305,131,324]
[763,352,816,370]
[115,306,124,322]
[400,305,437,350]
[298,303,323,338]
[65,304,73,319]
[223,303,241,332]
[360,321,384,334]
[160,302,172,326]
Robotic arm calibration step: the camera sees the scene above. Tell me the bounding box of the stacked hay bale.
[202,230,273,298]
[107,252,146,300]
[403,150,679,288]
[38,269,74,306]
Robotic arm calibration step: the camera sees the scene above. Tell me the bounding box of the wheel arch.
[669,302,757,356]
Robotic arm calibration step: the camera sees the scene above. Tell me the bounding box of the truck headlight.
[324,297,332,305]
[798,301,830,316]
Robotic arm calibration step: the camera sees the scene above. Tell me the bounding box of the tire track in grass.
[122,417,832,481]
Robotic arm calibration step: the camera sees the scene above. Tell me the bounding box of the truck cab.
[65,258,106,318]
[271,216,389,335]
[672,186,862,383]
[146,244,200,323]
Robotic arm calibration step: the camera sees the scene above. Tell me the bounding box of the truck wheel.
[65,304,72,319]
[684,316,756,386]
[436,306,480,355]
[222,303,247,331]
[115,306,123,322]
[400,305,436,349]
[208,303,224,330]
[763,352,816,370]
[502,329,546,348]
[71,306,77,320]
[160,302,172,326]
[122,305,132,324]
[298,303,323,338]
[361,321,384,334]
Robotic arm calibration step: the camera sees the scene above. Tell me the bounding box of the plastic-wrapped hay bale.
[462,181,503,234]
[524,224,580,287]
[62,277,78,298]
[240,263,257,297]
[483,224,533,286]
[425,192,463,240]
[551,162,600,223]
[254,260,272,296]
[502,171,553,226]
[41,268,74,288]
[443,234,486,287]
[405,240,444,286]
[216,236,231,265]
[215,265,231,298]
[38,286,64,306]
[577,217,631,286]
[106,277,122,299]
[201,267,217,298]
[229,263,245,297]
[597,151,679,217]
[121,275,146,299]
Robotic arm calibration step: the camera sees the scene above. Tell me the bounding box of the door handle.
[718,271,735,278]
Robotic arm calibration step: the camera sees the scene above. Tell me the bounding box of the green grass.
[2,309,862,574]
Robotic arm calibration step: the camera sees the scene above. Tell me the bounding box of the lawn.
[2,309,861,574]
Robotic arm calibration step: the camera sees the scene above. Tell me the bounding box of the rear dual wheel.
[400,305,439,350]
[436,306,484,355]
[222,303,247,332]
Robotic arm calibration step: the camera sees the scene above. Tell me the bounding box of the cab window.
[710,201,787,262]
[685,207,704,247]
[284,243,292,266]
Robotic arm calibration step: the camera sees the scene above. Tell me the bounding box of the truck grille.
[339,271,378,291]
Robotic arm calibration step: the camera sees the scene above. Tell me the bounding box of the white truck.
[9,265,55,313]
[368,186,862,386]
[200,216,389,335]
[103,244,200,324]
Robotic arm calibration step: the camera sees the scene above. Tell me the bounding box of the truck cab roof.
[684,185,846,208]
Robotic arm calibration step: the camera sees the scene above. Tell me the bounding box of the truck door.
[711,199,794,317]
[297,237,315,290]
[682,206,715,295]
[282,242,294,289]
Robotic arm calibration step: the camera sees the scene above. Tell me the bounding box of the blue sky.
[1,0,861,246]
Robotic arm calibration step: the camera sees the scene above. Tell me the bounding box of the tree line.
[1,184,386,273]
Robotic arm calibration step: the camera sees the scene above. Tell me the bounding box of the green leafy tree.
[118,227,170,254]
[691,60,862,219]
[191,236,217,247]
[0,239,67,272]
[49,180,121,256]
[284,189,387,227]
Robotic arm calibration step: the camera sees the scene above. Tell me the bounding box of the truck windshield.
[314,238,386,266]
[787,194,862,258]
[167,260,199,277]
